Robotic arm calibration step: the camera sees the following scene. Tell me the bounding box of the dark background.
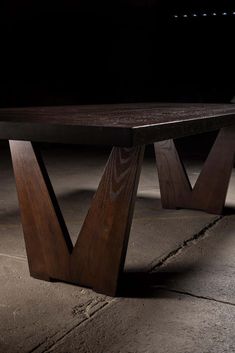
[1,0,235,108]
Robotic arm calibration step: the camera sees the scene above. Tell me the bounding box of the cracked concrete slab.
[0,256,112,353]
[0,204,217,352]
[152,215,235,304]
[47,290,235,353]
[125,208,218,271]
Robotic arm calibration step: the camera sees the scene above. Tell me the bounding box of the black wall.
[1,1,235,107]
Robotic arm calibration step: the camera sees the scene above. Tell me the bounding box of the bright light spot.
[202,13,207,17]
[183,14,188,18]
[212,13,217,16]
[193,14,197,17]
[174,15,178,18]
[222,12,227,16]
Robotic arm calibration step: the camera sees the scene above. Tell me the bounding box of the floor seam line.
[164,288,235,307]
[0,253,27,261]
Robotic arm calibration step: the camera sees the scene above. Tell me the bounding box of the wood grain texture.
[192,127,235,214]
[9,141,144,296]
[154,126,235,214]
[154,139,192,209]
[1,103,235,146]
[9,141,72,281]
[71,146,145,296]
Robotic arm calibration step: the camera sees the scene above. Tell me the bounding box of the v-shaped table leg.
[9,141,144,296]
[9,140,72,281]
[71,146,145,295]
[154,126,235,215]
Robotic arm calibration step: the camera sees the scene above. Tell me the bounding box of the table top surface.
[1,103,235,146]
[1,103,235,126]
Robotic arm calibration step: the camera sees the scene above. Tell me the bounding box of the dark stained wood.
[71,146,145,296]
[9,141,144,296]
[154,139,192,209]
[192,126,235,214]
[154,126,235,214]
[6,103,235,296]
[9,141,72,281]
[1,103,235,146]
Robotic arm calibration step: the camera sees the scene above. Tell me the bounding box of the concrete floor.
[0,144,235,353]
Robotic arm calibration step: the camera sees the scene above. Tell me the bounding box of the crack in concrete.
[28,341,45,353]
[164,288,235,307]
[149,215,223,272]
[28,300,115,353]
[146,214,235,307]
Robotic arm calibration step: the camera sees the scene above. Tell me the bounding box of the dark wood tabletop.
[1,103,235,146]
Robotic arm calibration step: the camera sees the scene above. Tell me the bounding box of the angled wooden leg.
[154,126,235,215]
[71,146,145,296]
[9,141,144,296]
[191,127,235,213]
[9,140,72,281]
[154,139,192,209]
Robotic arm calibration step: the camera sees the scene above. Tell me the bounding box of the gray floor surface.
[0,144,234,353]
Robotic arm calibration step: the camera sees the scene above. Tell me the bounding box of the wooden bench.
[1,103,235,296]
